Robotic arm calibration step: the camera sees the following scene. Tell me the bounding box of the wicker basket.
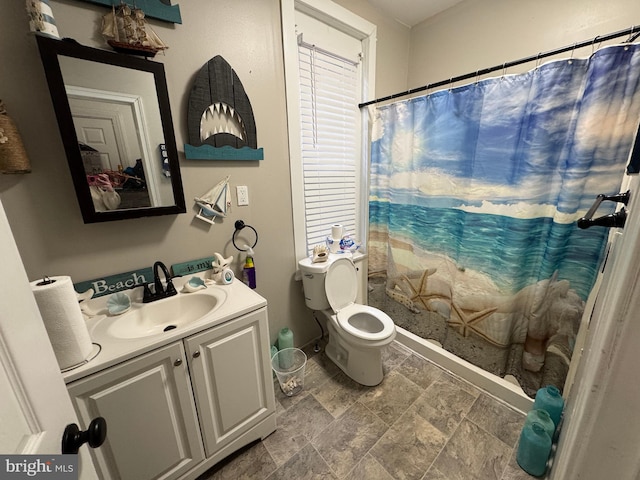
[0,101,31,174]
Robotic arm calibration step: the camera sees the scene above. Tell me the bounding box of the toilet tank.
[298,258,331,311]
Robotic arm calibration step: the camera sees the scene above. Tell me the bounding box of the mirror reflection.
[36,35,186,223]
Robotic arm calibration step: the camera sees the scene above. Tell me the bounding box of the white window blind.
[298,40,360,256]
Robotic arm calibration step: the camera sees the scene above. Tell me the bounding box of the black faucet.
[143,261,178,303]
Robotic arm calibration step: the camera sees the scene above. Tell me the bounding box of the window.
[297,37,360,254]
[282,0,376,260]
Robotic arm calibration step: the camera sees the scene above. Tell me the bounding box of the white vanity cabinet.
[67,306,276,480]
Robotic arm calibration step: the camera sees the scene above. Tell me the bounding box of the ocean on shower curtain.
[368,43,640,397]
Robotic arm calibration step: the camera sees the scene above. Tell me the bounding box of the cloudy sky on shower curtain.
[370,44,640,299]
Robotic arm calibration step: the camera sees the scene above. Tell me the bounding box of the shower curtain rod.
[359,24,640,108]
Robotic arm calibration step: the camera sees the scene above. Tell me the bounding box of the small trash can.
[271,348,307,396]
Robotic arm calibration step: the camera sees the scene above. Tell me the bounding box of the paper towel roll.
[331,224,343,240]
[30,276,93,370]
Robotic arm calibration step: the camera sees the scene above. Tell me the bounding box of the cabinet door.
[68,342,205,480]
[185,308,276,457]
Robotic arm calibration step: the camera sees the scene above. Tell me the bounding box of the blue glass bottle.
[533,385,564,428]
[516,422,552,477]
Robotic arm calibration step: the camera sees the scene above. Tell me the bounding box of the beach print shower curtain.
[368,44,640,397]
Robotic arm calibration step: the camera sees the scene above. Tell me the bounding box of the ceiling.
[366,0,465,28]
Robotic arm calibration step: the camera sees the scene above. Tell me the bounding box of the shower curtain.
[368,43,640,397]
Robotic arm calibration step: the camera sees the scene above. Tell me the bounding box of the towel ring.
[232,220,258,251]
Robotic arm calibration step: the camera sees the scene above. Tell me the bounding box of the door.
[73,114,124,172]
[69,95,143,173]
[184,308,275,458]
[0,200,99,478]
[552,175,640,478]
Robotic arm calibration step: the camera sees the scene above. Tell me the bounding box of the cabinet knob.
[193,351,201,358]
[174,358,182,366]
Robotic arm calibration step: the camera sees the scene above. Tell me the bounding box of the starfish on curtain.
[383,268,453,314]
[401,268,438,310]
[448,302,500,346]
[402,268,451,310]
[383,269,431,314]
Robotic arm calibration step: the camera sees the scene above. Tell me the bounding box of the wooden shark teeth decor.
[185,55,263,160]
[76,0,181,24]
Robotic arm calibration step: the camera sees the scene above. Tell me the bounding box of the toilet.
[298,254,396,386]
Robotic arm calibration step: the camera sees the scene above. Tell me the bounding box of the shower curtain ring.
[567,43,578,65]
[591,35,600,54]
[626,26,640,44]
[425,83,432,98]
[624,26,638,46]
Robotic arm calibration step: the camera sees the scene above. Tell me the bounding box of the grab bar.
[577,191,630,229]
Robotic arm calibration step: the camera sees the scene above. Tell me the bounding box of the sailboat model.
[101,3,168,57]
[194,176,231,225]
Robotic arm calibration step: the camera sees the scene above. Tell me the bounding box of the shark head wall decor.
[185,55,263,160]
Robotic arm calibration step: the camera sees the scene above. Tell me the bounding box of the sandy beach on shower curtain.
[367,225,583,398]
[368,227,502,297]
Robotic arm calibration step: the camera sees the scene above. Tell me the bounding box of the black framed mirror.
[36,35,186,223]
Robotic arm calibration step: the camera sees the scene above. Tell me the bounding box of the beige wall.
[0,0,407,349]
[333,0,411,99]
[407,0,640,91]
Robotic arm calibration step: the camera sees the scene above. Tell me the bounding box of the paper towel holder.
[36,276,56,286]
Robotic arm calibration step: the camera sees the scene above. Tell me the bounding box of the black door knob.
[61,417,107,454]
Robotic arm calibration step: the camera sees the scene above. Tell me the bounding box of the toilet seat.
[325,257,395,342]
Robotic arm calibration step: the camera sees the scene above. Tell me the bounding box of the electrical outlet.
[236,185,249,206]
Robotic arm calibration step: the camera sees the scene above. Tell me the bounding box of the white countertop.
[63,273,267,384]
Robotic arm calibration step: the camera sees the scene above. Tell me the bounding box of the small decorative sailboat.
[194,175,231,225]
[101,3,168,57]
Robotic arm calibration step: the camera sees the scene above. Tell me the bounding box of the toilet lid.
[325,257,357,312]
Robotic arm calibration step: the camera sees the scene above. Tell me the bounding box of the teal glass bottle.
[533,385,564,428]
[278,328,294,369]
[516,422,552,477]
[525,409,555,440]
[278,328,294,350]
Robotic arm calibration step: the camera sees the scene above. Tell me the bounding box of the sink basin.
[92,290,226,340]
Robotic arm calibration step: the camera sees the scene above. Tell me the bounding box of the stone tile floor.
[197,341,539,480]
